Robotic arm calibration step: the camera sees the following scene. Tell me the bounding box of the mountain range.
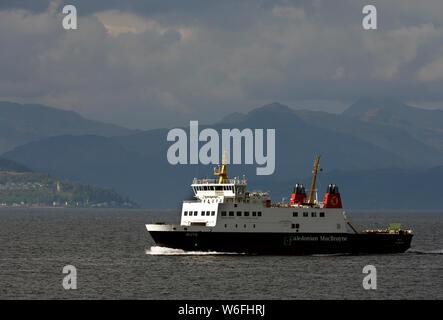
[1,99,443,209]
[0,101,136,154]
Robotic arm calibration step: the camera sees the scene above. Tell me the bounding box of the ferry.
[146,155,413,254]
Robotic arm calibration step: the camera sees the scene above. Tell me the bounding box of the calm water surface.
[0,208,442,299]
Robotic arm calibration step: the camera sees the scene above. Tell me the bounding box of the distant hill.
[343,98,443,151]
[0,157,31,172]
[0,159,139,208]
[0,101,137,153]
[343,98,443,129]
[295,108,443,167]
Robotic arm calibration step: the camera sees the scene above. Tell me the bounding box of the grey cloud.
[1,1,443,129]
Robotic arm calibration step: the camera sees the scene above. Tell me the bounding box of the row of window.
[221,211,262,217]
[293,212,325,217]
[184,210,325,218]
[193,186,235,191]
[202,199,221,203]
[225,224,256,228]
[184,211,215,216]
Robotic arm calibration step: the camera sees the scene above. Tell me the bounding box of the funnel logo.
[330,196,339,206]
[167,121,275,175]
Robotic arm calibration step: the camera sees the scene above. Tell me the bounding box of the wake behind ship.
[146,156,413,255]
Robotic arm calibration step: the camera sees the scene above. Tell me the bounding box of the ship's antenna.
[214,150,229,184]
[308,155,321,204]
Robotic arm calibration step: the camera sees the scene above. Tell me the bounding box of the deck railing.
[192,178,246,185]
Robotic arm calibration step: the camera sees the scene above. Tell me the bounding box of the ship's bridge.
[191,177,246,201]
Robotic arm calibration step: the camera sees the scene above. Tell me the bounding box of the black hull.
[148,231,413,255]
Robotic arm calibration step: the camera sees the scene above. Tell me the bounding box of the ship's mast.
[214,151,229,184]
[308,155,321,204]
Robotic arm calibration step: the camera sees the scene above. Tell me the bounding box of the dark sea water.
[0,208,442,300]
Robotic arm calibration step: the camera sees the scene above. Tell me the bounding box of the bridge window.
[320,212,325,217]
[237,211,242,216]
[311,212,317,217]
[221,211,227,216]
[184,211,188,216]
[303,212,308,217]
[211,211,215,216]
[194,211,198,216]
[201,211,205,216]
[293,212,298,217]
[244,211,250,216]
[229,211,234,216]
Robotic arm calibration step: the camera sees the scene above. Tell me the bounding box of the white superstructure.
[180,179,346,233]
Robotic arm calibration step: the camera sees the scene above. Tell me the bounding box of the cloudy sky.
[1,0,443,129]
